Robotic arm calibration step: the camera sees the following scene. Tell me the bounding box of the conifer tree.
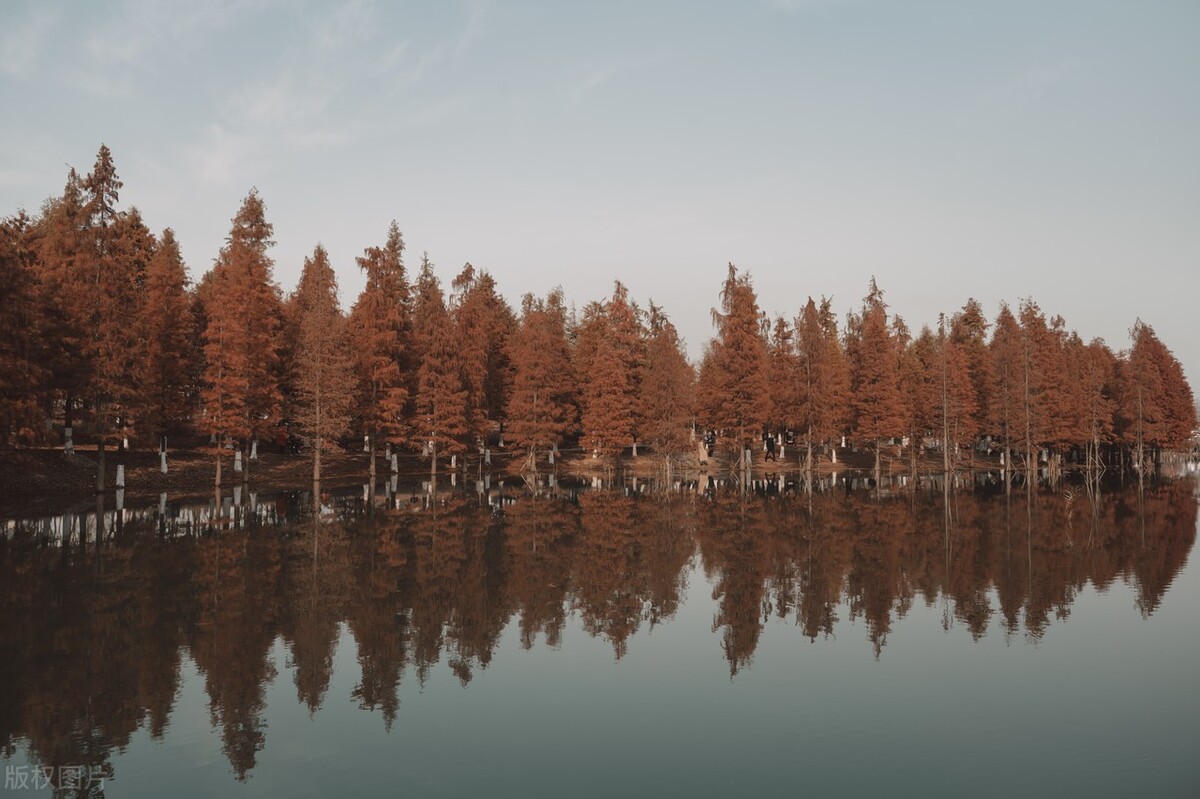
[767,315,799,446]
[848,278,905,484]
[347,221,411,483]
[898,326,936,477]
[700,264,771,464]
[1016,299,1069,477]
[412,257,469,483]
[580,332,633,458]
[988,303,1022,476]
[795,297,848,471]
[450,263,515,445]
[949,299,992,443]
[638,303,695,469]
[80,146,151,489]
[505,290,577,466]
[0,212,47,445]
[1124,320,1197,479]
[292,245,355,485]
[201,190,283,485]
[30,170,90,444]
[141,228,197,447]
[574,282,646,459]
[936,314,978,467]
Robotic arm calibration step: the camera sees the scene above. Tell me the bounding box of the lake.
[2,476,1197,797]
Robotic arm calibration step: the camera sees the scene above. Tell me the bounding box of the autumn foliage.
[0,144,1195,485]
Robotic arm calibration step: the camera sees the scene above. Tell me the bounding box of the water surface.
[1,479,1197,797]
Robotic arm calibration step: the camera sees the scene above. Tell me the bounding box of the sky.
[2,0,1198,384]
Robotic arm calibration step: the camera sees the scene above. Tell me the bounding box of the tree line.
[0,145,1195,486]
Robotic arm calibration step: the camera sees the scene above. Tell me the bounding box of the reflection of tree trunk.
[313,436,321,483]
[96,423,106,494]
[95,491,105,546]
[873,440,881,488]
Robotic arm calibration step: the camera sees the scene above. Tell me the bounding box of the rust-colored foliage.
[347,222,411,451]
[0,212,47,445]
[291,245,356,482]
[638,303,695,457]
[848,278,905,476]
[412,254,470,464]
[505,289,577,457]
[140,228,198,443]
[201,190,284,460]
[698,263,771,451]
[450,263,516,444]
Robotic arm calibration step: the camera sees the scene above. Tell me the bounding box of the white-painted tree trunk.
[160,451,168,474]
[234,451,243,472]
[116,464,125,488]
[250,439,258,460]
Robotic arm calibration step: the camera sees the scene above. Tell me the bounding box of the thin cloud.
[454,0,488,59]
[570,64,619,107]
[185,124,256,186]
[0,5,60,77]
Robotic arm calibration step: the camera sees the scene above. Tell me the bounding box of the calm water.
[1,477,1197,798]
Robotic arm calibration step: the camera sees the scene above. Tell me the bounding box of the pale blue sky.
[2,0,1197,383]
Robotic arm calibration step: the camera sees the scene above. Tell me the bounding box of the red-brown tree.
[292,245,355,486]
[505,290,577,468]
[140,228,198,448]
[848,278,905,484]
[699,264,771,465]
[412,256,470,482]
[200,189,284,485]
[347,222,411,483]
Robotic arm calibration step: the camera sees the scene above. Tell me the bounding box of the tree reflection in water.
[0,479,1194,783]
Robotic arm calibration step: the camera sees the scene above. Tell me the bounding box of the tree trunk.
[96,432,106,494]
[369,433,376,487]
